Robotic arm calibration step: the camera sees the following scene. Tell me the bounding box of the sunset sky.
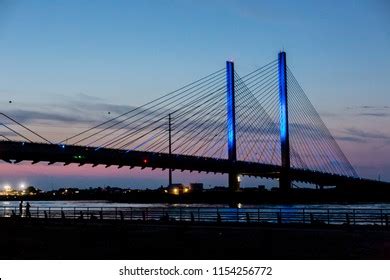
[0,0,389,189]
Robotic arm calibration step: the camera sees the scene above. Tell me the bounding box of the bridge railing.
[1,206,390,226]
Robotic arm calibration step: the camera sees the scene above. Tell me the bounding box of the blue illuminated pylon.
[226,61,237,162]
[278,51,291,190]
[226,61,239,191]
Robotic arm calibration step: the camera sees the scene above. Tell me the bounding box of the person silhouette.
[19,200,23,217]
[25,202,31,218]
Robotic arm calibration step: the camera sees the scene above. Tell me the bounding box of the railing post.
[327,209,330,225]
[277,209,282,224]
[381,209,383,226]
[258,209,260,223]
[302,208,305,224]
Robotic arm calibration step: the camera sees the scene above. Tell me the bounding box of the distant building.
[167,184,191,195]
[242,185,266,192]
[104,186,123,193]
[58,187,79,195]
[189,183,203,193]
[211,186,228,192]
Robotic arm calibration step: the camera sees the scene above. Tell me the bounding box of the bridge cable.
[60,68,225,143]
[0,113,52,144]
[79,72,226,147]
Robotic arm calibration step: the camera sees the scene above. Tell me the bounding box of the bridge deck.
[0,140,381,187]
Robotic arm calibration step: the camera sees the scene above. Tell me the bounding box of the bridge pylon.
[226,60,240,191]
[168,113,173,186]
[278,51,291,190]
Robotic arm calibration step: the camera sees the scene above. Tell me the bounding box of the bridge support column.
[226,60,239,191]
[278,52,291,190]
[168,113,173,186]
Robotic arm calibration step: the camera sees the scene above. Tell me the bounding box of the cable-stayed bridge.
[0,52,387,190]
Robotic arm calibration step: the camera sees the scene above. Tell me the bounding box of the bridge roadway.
[0,140,382,187]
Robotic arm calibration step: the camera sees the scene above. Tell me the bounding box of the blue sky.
[0,0,389,188]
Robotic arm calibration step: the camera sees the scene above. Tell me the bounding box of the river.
[2,200,390,210]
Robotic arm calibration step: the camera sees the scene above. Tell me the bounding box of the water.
[2,200,390,210]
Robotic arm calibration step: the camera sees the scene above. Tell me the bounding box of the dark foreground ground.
[1,218,390,259]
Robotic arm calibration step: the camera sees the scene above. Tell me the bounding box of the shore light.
[172,188,179,195]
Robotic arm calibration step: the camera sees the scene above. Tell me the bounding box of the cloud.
[359,112,390,117]
[2,96,212,145]
[75,92,106,103]
[344,128,390,140]
[1,99,144,126]
[345,105,390,118]
[0,98,160,143]
[332,124,390,144]
[1,109,94,125]
[334,128,390,145]
[334,135,366,143]
[317,111,338,117]
[0,129,15,138]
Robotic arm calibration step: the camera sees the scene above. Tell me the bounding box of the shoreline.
[2,189,390,204]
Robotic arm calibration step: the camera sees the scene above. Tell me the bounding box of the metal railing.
[2,206,390,226]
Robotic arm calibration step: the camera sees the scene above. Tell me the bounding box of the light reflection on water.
[0,200,390,209]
